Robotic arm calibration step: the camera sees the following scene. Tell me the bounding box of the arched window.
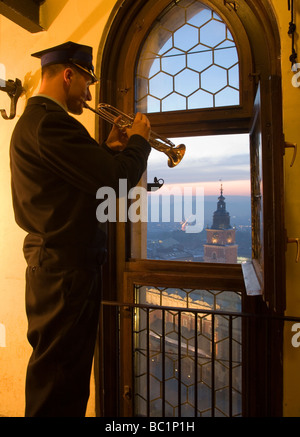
[136,2,240,113]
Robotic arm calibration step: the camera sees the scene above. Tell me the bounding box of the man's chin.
[68,105,83,115]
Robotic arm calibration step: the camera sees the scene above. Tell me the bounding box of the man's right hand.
[126,112,151,142]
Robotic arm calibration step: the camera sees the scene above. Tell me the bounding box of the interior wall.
[0,0,117,417]
[274,0,300,417]
[0,0,300,417]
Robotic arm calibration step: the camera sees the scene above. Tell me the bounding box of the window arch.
[135,1,240,113]
[99,0,254,138]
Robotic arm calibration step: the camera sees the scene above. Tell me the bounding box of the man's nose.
[86,87,92,101]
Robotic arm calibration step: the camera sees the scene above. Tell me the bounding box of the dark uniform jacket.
[10,96,151,270]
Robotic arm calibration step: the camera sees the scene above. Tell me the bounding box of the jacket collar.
[27,95,67,112]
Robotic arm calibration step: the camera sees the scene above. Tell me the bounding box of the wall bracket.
[0,78,24,120]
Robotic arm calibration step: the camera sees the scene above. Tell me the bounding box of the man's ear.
[63,67,74,85]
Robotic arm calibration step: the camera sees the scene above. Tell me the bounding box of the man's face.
[66,68,93,115]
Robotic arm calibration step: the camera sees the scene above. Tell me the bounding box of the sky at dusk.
[147,133,251,197]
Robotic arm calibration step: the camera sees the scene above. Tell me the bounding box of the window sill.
[241,261,262,296]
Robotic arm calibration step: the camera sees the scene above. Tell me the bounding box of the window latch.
[147,177,164,192]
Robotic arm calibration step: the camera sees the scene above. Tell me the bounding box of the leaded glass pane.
[134,285,242,416]
[135,0,240,113]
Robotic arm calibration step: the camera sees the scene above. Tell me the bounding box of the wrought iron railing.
[100,299,300,417]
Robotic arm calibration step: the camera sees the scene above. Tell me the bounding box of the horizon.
[147,133,251,197]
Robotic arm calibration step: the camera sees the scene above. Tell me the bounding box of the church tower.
[204,185,238,263]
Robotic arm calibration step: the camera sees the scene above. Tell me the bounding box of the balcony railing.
[100,299,300,417]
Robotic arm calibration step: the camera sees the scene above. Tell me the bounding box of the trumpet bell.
[167,143,186,168]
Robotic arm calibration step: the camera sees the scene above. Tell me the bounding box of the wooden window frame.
[97,0,285,417]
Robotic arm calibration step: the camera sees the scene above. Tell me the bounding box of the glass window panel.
[214,45,239,68]
[174,69,199,96]
[134,285,242,416]
[149,72,173,98]
[215,87,239,107]
[187,5,212,27]
[200,20,226,47]
[228,64,239,89]
[147,134,251,264]
[187,45,213,72]
[161,48,186,74]
[162,93,186,111]
[201,65,227,93]
[173,24,199,51]
[135,0,240,113]
[188,89,213,109]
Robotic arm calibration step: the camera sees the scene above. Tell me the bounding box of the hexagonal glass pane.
[228,64,239,89]
[174,24,199,51]
[135,0,240,112]
[187,4,212,27]
[215,86,239,106]
[157,33,173,55]
[216,290,241,311]
[149,57,161,78]
[214,44,238,69]
[162,48,186,75]
[175,69,199,96]
[149,72,173,98]
[162,92,186,111]
[200,20,226,47]
[188,89,213,109]
[201,65,227,93]
[137,52,160,78]
[135,77,148,100]
[187,45,213,72]
[150,375,161,401]
[137,95,161,113]
[160,6,185,32]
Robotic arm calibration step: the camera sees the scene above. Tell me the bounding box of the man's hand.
[106,113,151,151]
[127,112,151,142]
[106,116,128,151]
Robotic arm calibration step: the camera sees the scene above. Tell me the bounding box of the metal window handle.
[287,237,300,262]
[123,385,132,400]
[285,141,297,167]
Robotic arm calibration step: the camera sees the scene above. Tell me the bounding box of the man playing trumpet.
[10,41,151,417]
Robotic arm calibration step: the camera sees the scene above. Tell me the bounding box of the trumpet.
[83,102,186,168]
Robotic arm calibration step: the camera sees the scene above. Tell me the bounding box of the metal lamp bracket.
[0,78,24,120]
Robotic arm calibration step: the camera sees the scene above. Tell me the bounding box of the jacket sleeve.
[37,111,151,195]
